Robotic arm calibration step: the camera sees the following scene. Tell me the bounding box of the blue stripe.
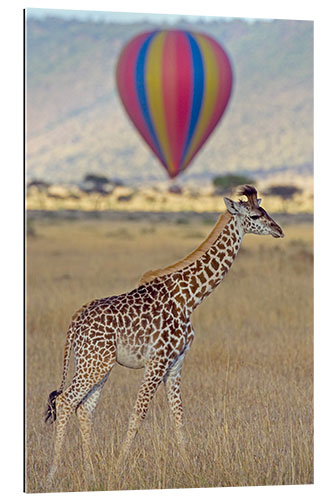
[181,32,205,165]
[135,31,165,163]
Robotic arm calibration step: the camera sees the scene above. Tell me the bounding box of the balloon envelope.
[116,30,233,179]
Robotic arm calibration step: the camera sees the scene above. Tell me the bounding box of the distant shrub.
[117,194,133,202]
[27,179,50,192]
[81,173,119,195]
[168,185,183,195]
[265,185,301,199]
[84,174,110,185]
[212,174,255,193]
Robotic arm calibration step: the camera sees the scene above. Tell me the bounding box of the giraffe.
[45,185,284,482]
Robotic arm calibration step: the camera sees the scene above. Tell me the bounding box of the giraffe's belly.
[116,343,147,369]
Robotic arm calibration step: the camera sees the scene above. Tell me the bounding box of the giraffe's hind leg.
[76,372,110,476]
[47,367,111,488]
[47,376,87,486]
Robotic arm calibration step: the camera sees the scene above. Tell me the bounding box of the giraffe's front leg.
[118,357,168,463]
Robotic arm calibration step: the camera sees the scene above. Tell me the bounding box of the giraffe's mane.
[71,300,95,322]
[138,211,232,286]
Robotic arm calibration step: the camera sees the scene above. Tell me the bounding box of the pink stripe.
[162,31,193,176]
[116,32,162,161]
[182,34,232,170]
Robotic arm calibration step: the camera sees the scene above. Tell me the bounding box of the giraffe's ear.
[257,198,262,206]
[224,197,242,215]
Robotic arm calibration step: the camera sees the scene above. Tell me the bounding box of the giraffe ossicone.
[45,185,284,484]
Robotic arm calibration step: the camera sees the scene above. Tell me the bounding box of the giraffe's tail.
[45,323,77,424]
[45,390,62,424]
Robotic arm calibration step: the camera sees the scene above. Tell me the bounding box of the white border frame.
[2,1,331,498]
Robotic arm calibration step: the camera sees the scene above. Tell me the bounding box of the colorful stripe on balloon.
[116,30,233,179]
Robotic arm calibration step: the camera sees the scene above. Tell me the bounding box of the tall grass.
[25,216,313,492]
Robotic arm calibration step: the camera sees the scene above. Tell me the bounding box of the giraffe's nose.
[271,223,284,238]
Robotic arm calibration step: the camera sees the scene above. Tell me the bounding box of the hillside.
[26,17,313,185]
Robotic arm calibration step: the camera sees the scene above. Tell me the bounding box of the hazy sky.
[26,7,267,24]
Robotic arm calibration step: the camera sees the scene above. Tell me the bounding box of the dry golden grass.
[25,214,313,493]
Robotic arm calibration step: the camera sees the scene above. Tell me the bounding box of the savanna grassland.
[25,213,313,493]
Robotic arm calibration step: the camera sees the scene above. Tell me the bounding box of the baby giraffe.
[45,185,284,482]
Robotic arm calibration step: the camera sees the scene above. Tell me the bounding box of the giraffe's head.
[224,185,284,238]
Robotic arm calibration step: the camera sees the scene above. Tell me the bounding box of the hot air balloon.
[116,30,233,179]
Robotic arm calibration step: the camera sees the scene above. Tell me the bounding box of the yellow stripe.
[145,32,174,172]
[183,33,219,167]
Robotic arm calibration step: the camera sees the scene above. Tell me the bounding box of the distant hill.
[26,17,313,185]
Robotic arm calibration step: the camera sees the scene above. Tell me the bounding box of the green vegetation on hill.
[212,174,255,193]
[26,17,313,184]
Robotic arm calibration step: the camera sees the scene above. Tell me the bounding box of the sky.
[26,7,268,24]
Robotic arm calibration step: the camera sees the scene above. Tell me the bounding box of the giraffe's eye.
[250,215,260,220]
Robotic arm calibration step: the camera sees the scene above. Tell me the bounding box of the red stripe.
[116,32,162,161]
[182,34,232,170]
[162,31,193,176]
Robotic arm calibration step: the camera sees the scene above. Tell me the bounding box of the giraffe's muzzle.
[271,223,284,238]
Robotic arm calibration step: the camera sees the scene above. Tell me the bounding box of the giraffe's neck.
[168,215,243,314]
